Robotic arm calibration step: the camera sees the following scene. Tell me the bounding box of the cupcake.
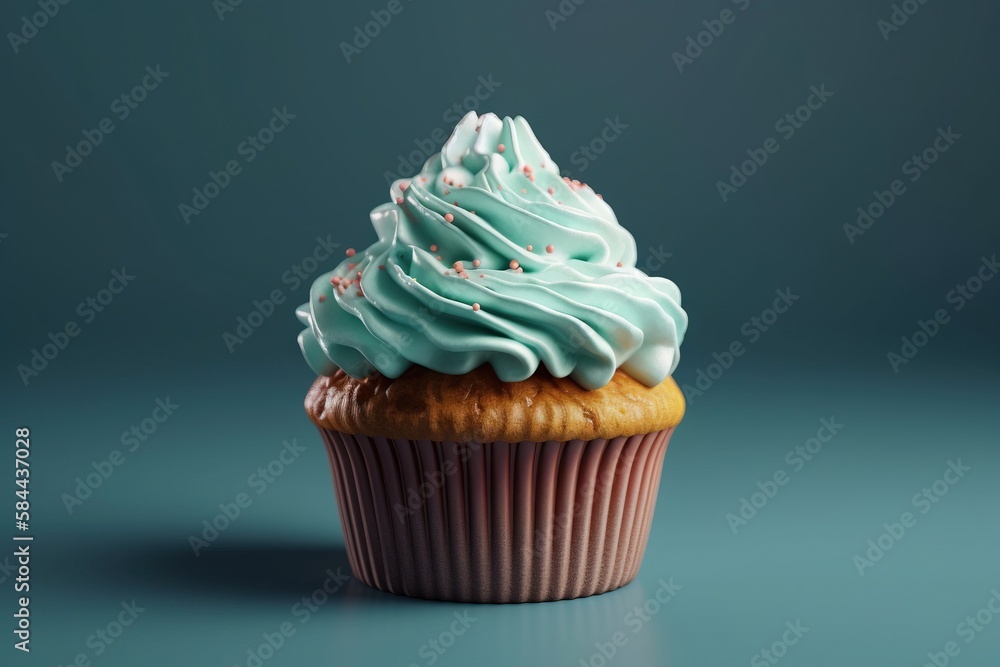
[296,112,687,603]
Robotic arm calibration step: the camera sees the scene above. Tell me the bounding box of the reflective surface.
[17,362,998,666]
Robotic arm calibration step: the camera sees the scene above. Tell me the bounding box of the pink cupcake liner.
[319,428,674,603]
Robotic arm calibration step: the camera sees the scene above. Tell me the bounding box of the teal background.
[1,0,998,665]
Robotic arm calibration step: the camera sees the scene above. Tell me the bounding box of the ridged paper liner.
[320,428,674,603]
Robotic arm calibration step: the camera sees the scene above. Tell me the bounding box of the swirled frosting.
[296,112,686,390]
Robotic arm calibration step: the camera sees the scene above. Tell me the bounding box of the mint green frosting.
[296,112,686,390]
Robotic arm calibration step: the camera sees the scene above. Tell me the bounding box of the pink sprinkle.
[472,259,481,268]
[469,210,475,215]
[319,295,326,302]
[521,188,527,194]
[430,244,438,252]
[509,260,519,269]
[444,213,454,223]
[497,144,505,153]
[616,261,623,267]
[346,248,356,257]
[541,161,547,168]
[348,263,356,270]
[453,261,464,271]
[436,255,443,261]
[546,244,555,253]
[331,276,342,285]
[421,177,427,182]
[459,272,469,279]
[479,273,485,278]
[357,271,363,279]
[526,245,533,251]
[401,182,409,191]
[378,265,385,270]
[472,303,481,311]
[396,197,404,204]
[547,187,555,195]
